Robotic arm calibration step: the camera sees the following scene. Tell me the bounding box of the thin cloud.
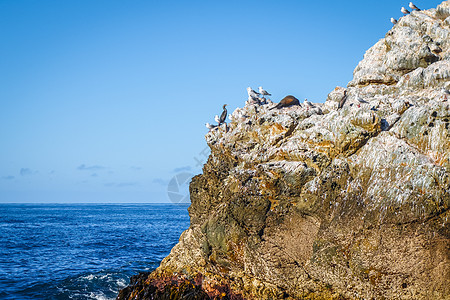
[105,182,139,188]
[77,164,106,171]
[173,166,192,173]
[117,182,138,187]
[20,168,36,176]
[1,176,14,180]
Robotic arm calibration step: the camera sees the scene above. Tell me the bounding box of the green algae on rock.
[118,2,450,299]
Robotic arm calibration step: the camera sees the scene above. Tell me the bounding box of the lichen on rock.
[118,2,450,300]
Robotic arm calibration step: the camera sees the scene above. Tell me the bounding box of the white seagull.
[247,87,260,98]
[247,95,259,105]
[409,2,420,11]
[214,115,220,123]
[258,86,271,97]
[355,96,369,108]
[391,18,398,25]
[205,123,217,131]
[401,7,410,15]
[303,98,314,109]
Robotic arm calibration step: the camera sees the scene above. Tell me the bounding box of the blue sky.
[0,0,442,203]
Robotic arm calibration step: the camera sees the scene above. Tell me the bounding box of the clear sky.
[0,0,442,203]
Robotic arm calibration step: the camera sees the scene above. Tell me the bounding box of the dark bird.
[338,90,348,109]
[409,2,420,11]
[269,95,300,110]
[219,104,228,124]
[391,17,398,25]
[401,7,410,15]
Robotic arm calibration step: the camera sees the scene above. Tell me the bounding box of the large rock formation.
[118,2,450,299]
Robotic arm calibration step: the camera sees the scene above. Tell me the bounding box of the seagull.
[303,98,315,109]
[409,2,420,11]
[214,115,220,123]
[219,104,228,124]
[401,7,410,15]
[355,95,369,108]
[205,123,217,131]
[258,86,271,97]
[247,95,260,105]
[391,18,398,25]
[269,95,300,110]
[247,87,260,98]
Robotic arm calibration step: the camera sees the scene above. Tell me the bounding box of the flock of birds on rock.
[205,86,449,131]
[391,2,421,25]
[205,104,227,131]
[246,87,271,105]
[206,86,319,131]
[205,2,449,132]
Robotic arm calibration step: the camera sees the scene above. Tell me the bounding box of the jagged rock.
[118,2,450,300]
[349,2,450,88]
[324,86,347,111]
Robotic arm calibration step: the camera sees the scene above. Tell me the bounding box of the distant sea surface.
[0,203,190,299]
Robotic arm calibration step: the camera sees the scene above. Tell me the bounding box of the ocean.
[0,203,190,299]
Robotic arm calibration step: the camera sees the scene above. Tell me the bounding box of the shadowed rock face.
[118,2,450,300]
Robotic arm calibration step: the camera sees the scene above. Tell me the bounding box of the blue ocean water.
[0,203,190,299]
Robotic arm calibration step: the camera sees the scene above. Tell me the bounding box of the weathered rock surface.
[118,2,450,299]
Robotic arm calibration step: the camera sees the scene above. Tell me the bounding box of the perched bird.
[214,115,220,123]
[409,2,420,11]
[219,104,228,124]
[258,86,271,97]
[401,7,410,15]
[441,88,450,101]
[205,123,217,131]
[355,95,369,108]
[247,87,260,98]
[247,95,260,105]
[303,98,315,109]
[338,90,348,109]
[391,17,398,25]
[269,95,300,110]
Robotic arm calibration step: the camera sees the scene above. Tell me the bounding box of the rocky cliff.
[118,2,450,299]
